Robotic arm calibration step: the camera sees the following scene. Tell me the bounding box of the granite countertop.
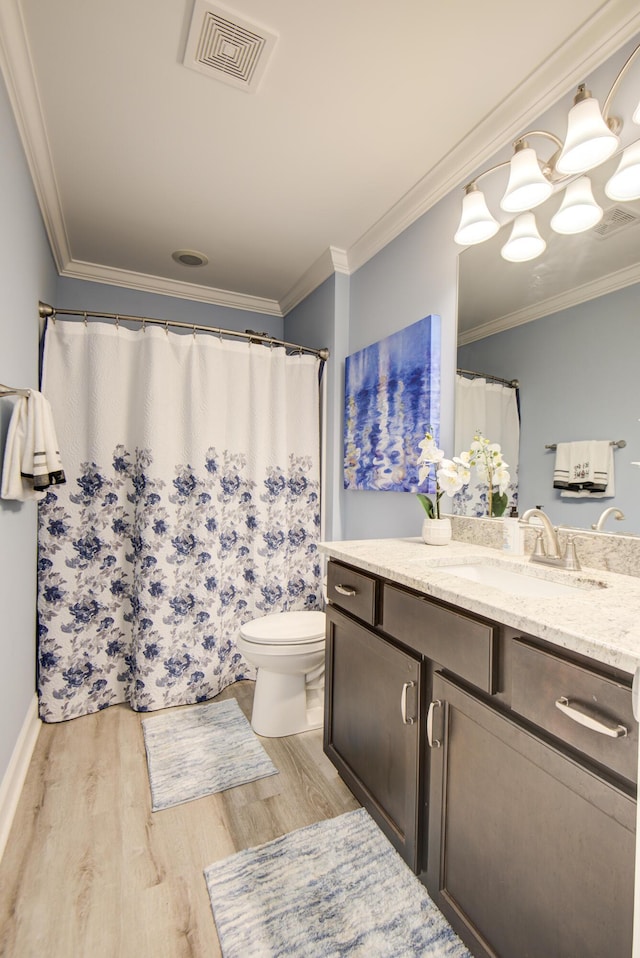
[320,537,640,675]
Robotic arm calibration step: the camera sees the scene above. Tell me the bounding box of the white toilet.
[237,609,326,737]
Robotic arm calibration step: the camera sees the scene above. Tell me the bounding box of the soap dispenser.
[503,506,525,555]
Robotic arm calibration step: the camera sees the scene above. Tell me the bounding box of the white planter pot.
[421,516,452,546]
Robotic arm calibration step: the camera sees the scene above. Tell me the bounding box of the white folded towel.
[553,440,614,499]
[1,391,66,501]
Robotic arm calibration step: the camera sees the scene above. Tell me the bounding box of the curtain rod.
[38,302,329,362]
[457,367,519,389]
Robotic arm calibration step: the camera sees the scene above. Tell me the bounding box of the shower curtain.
[37,320,322,723]
[452,374,520,516]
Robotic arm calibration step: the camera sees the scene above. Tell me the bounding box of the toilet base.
[251,668,324,738]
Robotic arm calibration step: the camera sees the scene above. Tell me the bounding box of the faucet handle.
[532,530,546,557]
[563,534,581,571]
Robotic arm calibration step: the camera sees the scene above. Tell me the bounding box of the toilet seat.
[238,610,326,737]
[240,610,325,645]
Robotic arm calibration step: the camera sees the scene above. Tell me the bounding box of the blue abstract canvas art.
[344,315,441,492]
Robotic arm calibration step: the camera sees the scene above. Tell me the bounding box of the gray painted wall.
[54,276,284,337]
[458,282,640,532]
[342,193,460,541]
[284,273,350,543]
[0,71,57,784]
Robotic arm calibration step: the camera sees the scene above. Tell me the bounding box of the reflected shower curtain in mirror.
[452,374,520,516]
[37,320,322,723]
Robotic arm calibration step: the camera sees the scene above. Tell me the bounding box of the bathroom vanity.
[321,536,640,958]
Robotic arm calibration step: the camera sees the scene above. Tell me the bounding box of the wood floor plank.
[0,681,359,958]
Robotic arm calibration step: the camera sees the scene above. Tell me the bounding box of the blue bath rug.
[204,807,472,957]
[142,698,278,811]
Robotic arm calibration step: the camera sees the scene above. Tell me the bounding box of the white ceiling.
[1,0,640,317]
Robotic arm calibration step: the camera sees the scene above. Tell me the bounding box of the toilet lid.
[240,610,326,645]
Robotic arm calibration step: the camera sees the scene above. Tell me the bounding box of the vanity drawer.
[511,639,637,784]
[381,583,497,693]
[326,560,377,625]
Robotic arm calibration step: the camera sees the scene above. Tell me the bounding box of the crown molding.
[458,260,640,347]
[61,260,282,316]
[346,5,640,276]
[0,0,71,271]
[280,246,350,316]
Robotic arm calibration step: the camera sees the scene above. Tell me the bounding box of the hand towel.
[1,391,66,501]
[553,440,614,499]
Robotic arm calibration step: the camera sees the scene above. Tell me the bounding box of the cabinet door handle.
[427,699,442,748]
[555,696,628,738]
[401,681,416,725]
[334,584,357,596]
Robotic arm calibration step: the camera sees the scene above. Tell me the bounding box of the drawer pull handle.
[555,696,628,738]
[427,699,442,748]
[401,681,416,725]
[334,584,358,597]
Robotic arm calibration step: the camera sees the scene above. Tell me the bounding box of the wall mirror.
[456,139,640,535]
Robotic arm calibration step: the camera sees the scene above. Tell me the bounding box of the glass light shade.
[501,212,546,262]
[500,147,553,212]
[550,176,603,234]
[556,96,619,175]
[605,141,640,201]
[454,189,500,245]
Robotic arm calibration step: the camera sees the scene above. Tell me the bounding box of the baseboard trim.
[0,695,41,863]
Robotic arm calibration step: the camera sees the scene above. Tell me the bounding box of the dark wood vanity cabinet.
[427,672,636,958]
[324,557,637,958]
[324,603,422,869]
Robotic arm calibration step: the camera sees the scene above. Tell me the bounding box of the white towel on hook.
[553,440,614,499]
[1,391,66,501]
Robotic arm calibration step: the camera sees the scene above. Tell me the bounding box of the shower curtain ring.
[83,312,88,327]
[193,325,197,339]
[142,318,146,333]
[165,321,169,336]
[115,315,120,330]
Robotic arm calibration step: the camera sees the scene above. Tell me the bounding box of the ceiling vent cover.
[184,0,278,93]
[593,206,640,240]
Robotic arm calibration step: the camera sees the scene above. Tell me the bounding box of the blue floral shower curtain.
[37,320,322,723]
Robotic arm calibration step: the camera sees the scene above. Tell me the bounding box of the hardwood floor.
[0,681,359,957]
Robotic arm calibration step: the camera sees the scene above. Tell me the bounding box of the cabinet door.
[427,673,635,958]
[324,605,422,870]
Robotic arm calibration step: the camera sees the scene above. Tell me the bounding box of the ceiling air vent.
[592,206,640,240]
[183,0,278,93]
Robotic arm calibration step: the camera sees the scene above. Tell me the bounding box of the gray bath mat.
[142,697,278,811]
[204,807,472,957]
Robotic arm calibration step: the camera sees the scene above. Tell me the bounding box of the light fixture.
[500,139,557,212]
[605,139,640,201]
[550,176,603,234]
[454,38,640,259]
[501,212,546,262]
[555,86,619,175]
[453,184,500,245]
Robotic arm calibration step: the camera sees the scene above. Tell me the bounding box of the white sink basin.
[434,562,604,598]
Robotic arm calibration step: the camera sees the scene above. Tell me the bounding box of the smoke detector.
[172,249,209,267]
[183,0,278,93]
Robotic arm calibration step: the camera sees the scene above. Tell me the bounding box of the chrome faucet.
[521,507,581,570]
[591,507,625,531]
